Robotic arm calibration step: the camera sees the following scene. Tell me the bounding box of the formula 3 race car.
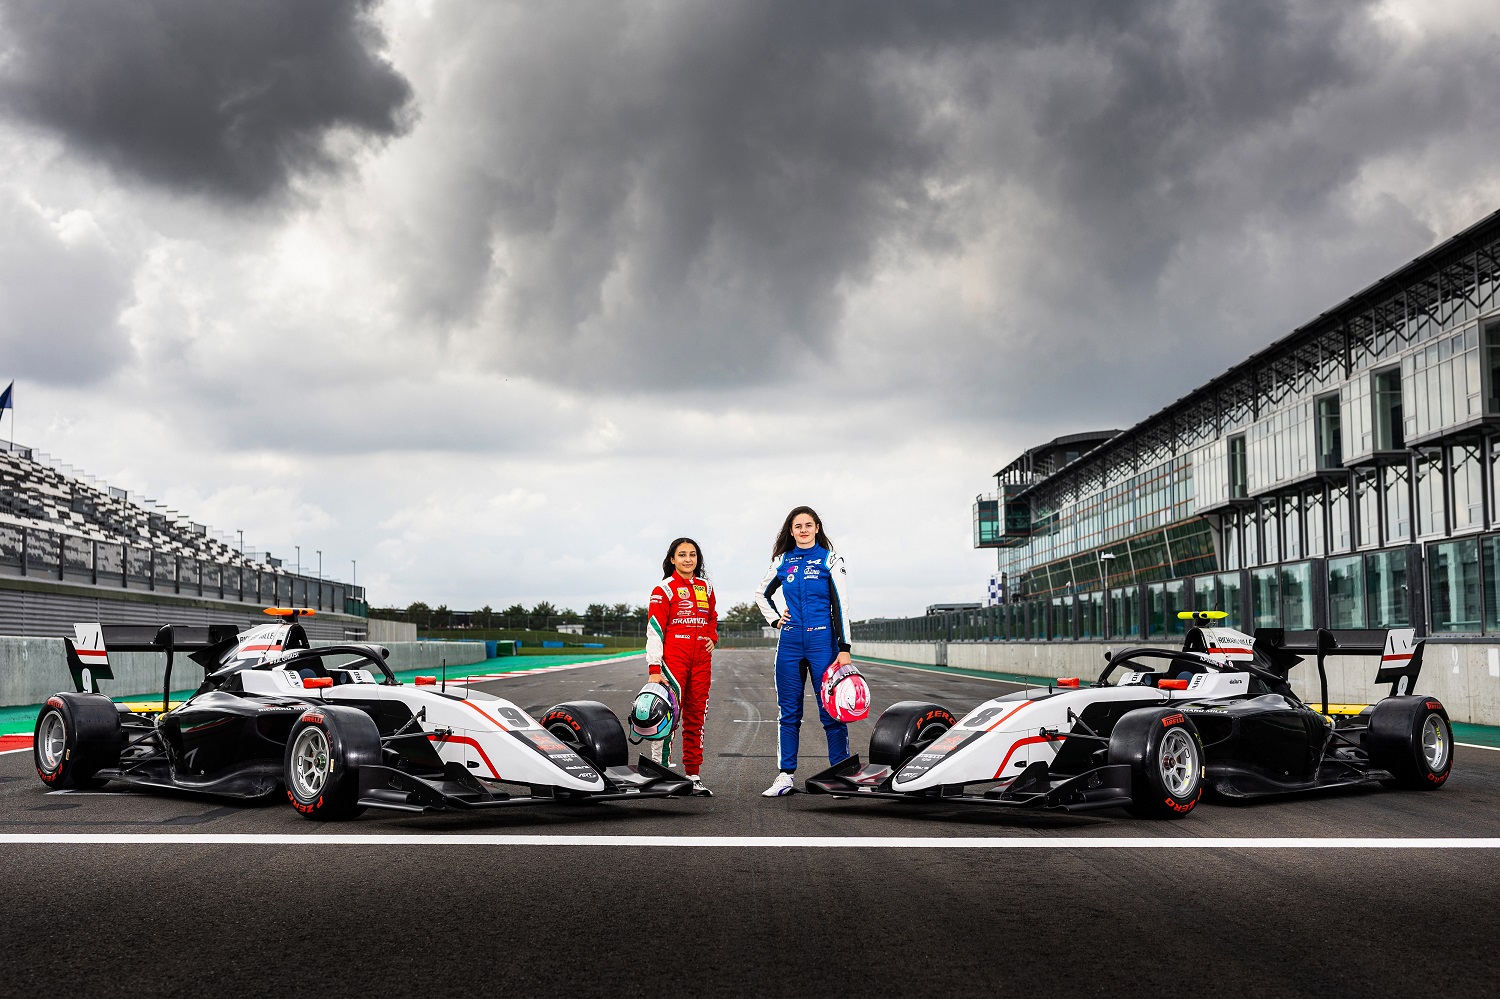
[33,609,691,818]
[807,612,1452,818]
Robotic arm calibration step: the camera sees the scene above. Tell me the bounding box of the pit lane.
[2,650,1498,998]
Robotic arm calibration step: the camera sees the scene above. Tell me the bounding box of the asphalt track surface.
[3,651,1499,999]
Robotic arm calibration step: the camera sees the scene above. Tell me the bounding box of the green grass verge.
[0,650,644,737]
[853,654,1061,688]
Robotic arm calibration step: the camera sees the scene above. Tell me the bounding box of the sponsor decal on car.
[1161,713,1185,727]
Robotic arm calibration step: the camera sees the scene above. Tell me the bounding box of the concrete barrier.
[855,640,1500,727]
[0,637,491,707]
[366,618,417,643]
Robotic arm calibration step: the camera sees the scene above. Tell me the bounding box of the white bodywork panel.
[238,664,605,791]
[889,669,1252,793]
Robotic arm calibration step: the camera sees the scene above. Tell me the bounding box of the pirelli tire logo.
[1161,713,1186,728]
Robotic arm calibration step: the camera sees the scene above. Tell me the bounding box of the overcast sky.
[2,0,1499,619]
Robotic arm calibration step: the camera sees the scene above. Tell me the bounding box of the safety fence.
[0,522,365,617]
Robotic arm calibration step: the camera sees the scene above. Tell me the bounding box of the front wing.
[356,756,693,812]
[804,756,1134,812]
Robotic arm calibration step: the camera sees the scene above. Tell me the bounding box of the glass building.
[860,209,1500,643]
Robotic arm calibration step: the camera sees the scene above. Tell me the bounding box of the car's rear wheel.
[284,706,380,820]
[33,692,120,790]
[1366,696,1453,790]
[868,701,957,768]
[1108,707,1203,819]
[541,701,628,769]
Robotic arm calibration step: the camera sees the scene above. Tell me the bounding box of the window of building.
[1164,579,1186,636]
[1282,495,1302,560]
[1280,561,1314,630]
[1260,495,1284,564]
[1482,538,1500,633]
[1428,539,1481,634]
[1080,591,1103,639]
[1485,322,1500,414]
[1146,583,1166,638]
[1110,586,1140,639]
[1414,449,1445,537]
[1328,482,1352,552]
[1305,490,1326,557]
[1217,571,1243,630]
[1383,463,1411,543]
[1221,513,1241,570]
[1355,470,1380,547]
[1328,555,1366,628]
[1050,597,1074,640]
[1365,549,1410,628]
[1250,567,1280,628]
[1229,435,1248,499]
[1193,574,1216,620]
[1316,393,1343,469]
[1373,367,1405,451]
[1452,442,1483,532]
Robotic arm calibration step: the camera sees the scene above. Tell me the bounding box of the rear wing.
[1251,627,1425,715]
[64,622,245,709]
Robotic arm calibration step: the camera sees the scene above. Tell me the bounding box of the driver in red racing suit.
[644,537,717,794]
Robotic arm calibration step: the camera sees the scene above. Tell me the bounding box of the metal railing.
[0,522,365,616]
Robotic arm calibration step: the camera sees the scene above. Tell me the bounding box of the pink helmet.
[820,662,870,723]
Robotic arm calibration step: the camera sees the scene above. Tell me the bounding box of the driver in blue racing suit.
[755,506,853,796]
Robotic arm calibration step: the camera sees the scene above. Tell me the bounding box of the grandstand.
[0,442,367,640]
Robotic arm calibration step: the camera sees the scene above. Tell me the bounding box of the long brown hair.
[661,537,706,579]
[772,506,833,558]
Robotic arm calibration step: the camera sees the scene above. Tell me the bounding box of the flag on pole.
[0,382,11,412]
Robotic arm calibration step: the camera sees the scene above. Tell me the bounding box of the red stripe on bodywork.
[991,735,1065,779]
[457,697,510,730]
[985,701,1033,732]
[1382,653,1414,662]
[428,733,501,779]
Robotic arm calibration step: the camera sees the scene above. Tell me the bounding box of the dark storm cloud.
[406,1,1156,386]
[0,0,414,202]
[400,0,1500,415]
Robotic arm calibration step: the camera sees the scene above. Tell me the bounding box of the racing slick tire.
[33,692,121,790]
[1365,696,1453,790]
[1108,707,1204,819]
[868,701,957,768]
[284,705,380,821]
[542,701,629,769]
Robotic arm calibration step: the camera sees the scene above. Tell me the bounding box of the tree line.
[368,600,770,635]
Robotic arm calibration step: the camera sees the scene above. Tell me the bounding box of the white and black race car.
[33,609,690,818]
[808,613,1452,818]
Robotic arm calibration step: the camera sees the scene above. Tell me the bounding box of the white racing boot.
[761,772,796,797]
[687,774,714,797]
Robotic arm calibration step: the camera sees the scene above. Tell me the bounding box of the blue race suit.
[755,545,852,773]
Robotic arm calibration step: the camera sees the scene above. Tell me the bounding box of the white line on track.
[1460,742,1500,752]
[0,833,1498,848]
[0,746,31,756]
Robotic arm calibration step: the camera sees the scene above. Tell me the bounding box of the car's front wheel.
[1108,707,1204,819]
[541,701,628,769]
[283,706,380,820]
[868,701,957,768]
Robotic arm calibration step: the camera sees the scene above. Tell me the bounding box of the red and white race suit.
[644,573,718,773]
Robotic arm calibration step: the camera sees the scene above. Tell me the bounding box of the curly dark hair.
[661,537,706,579]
